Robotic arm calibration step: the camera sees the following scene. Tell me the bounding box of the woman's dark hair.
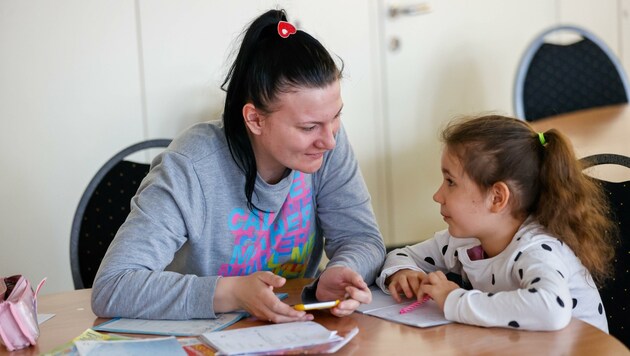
[441,115,615,285]
[221,9,343,211]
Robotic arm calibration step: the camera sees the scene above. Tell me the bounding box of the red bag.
[0,275,46,351]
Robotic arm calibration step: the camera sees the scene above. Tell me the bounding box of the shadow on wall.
[152,86,226,137]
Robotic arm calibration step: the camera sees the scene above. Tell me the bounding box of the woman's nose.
[317,126,336,150]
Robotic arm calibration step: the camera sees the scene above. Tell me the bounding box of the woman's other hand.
[317,266,371,317]
[215,271,314,323]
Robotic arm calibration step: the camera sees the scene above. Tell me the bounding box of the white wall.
[0,0,382,295]
[0,1,145,293]
[0,1,626,295]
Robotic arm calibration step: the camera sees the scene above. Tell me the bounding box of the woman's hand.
[419,271,459,310]
[316,266,371,317]
[386,269,427,303]
[215,271,314,323]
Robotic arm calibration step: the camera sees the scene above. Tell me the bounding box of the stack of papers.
[43,329,214,356]
[93,312,245,336]
[201,321,358,355]
[43,329,133,355]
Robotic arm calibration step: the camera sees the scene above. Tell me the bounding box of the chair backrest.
[70,139,171,289]
[580,153,630,347]
[514,25,630,121]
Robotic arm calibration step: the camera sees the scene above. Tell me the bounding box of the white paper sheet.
[356,286,451,328]
[200,321,344,355]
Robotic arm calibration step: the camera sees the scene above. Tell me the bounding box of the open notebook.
[356,286,451,328]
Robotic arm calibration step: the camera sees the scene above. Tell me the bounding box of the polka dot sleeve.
[443,241,595,331]
[376,230,475,292]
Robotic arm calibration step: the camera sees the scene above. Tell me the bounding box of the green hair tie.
[538,132,546,146]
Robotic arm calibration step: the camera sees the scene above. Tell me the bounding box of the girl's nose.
[433,187,442,204]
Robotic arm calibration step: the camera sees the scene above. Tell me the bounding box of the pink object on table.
[399,295,431,314]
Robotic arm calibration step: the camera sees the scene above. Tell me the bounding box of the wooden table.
[2,279,628,355]
[530,104,630,181]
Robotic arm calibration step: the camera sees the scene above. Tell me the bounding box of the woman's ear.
[489,182,511,213]
[243,103,263,135]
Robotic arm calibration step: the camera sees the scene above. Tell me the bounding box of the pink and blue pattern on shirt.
[219,172,316,278]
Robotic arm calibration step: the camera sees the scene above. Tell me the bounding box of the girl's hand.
[317,266,371,317]
[215,271,314,323]
[385,269,427,303]
[419,271,459,310]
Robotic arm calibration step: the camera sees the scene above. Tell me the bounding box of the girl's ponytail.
[535,129,616,285]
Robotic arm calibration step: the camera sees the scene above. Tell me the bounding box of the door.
[379,0,557,246]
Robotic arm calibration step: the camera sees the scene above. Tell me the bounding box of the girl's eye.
[446,178,454,186]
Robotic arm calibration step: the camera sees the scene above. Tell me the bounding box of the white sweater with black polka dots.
[376,218,608,332]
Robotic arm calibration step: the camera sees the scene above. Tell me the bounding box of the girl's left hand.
[419,271,459,310]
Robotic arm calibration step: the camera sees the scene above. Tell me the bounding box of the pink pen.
[399,295,431,314]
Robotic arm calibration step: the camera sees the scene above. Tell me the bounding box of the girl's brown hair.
[441,114,615,285]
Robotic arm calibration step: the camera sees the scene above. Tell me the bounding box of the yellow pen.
[293,300,340,311]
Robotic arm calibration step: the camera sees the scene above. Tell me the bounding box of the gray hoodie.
[91,120,385,319]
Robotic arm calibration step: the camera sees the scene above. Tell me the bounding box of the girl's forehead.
[441,147,464,173]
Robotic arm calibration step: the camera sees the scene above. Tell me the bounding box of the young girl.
[377,115,615,332]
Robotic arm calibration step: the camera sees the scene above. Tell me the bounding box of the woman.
[91,9,385,323]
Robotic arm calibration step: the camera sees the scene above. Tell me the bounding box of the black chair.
[70,139,171,289]
[514,25,630,121]
[580,153,630,347]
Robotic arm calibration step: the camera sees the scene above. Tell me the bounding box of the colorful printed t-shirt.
[219,171,316,278]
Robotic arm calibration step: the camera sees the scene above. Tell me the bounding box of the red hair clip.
[277,21,297,38]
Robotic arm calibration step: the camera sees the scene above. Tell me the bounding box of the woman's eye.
[302,126,316,132]
[446,178,454,186]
